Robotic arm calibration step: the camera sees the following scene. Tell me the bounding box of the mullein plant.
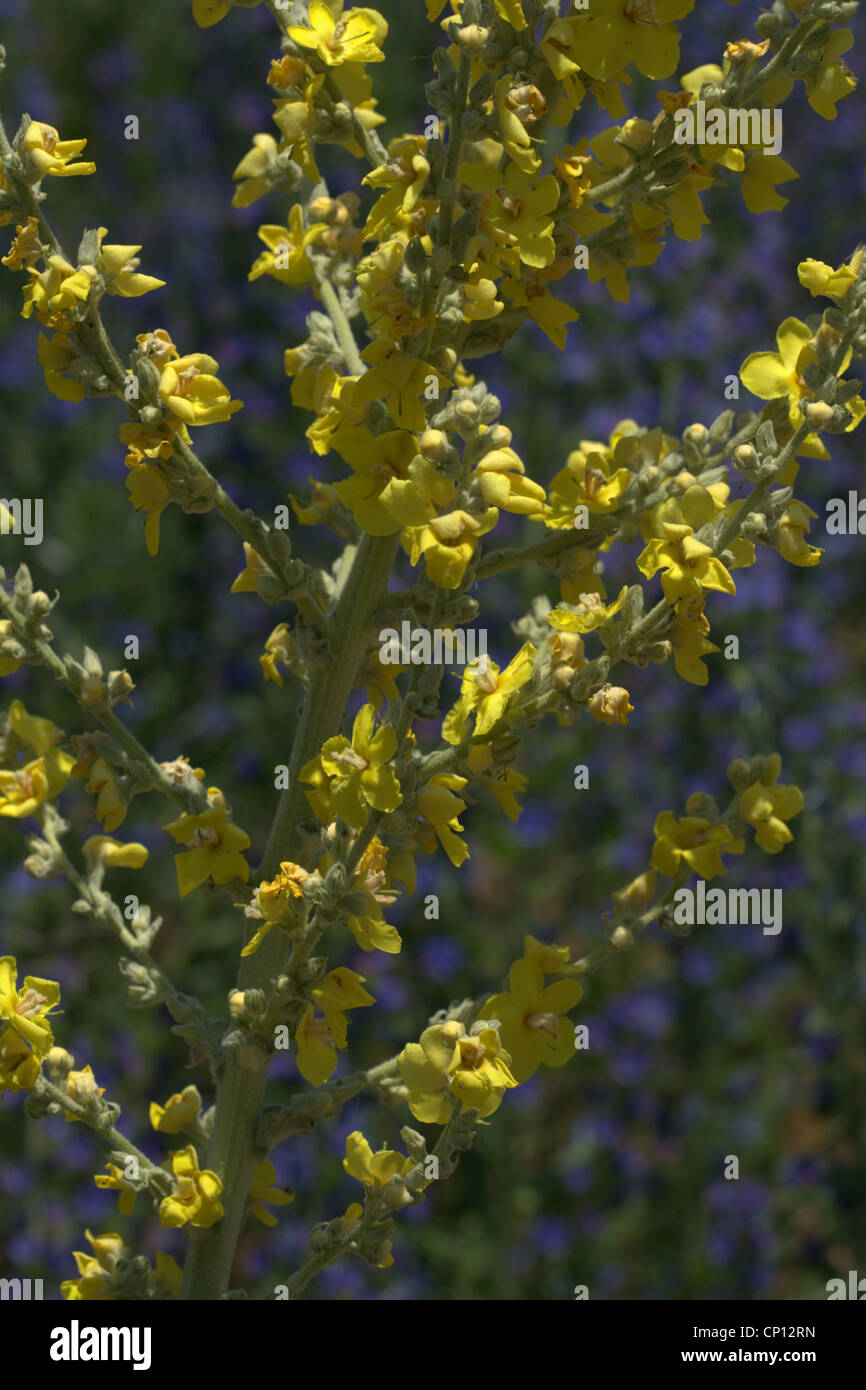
[0,0,862,1299]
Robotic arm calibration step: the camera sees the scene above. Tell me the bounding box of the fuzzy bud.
[620,117,653,151]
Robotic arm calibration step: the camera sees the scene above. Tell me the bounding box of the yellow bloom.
[398,1020,518,1122]
[466,743,527,821]
[352,341,451,433]
[295,970,374,1087]
[343,1131,412,1190]
[248,1159,294,1227]
[798,252,862,302]
[61,1231,127,1301]
[93,1163,138,1216]
[804,28,857,120]
[415,774,469,867]
[401,505,498,588]
[22,254,92,327]
[95,231,165,298]
[125,449,170,557]
[738,756,804,854]
[0,956,61,1092]
[652,804,745,879]
[159,1146,224,1229]
[475,448,546,515]
[442,642,535,744]
[776,500,823,567]
[65,1065,106,1121]
[739,316,858,457]
[0,699,75,818]
[287,1,387,66]
[158,353,243,427]
[248,207,328,287]
[483,957,582,1083]
[588,682,634,725]
[668,596,719,685]
[192,0,261,25]
[23,121,96,177]
[546,444,631,523]
[1,216,43,271]
[637,508,737,603]
[81,836,149,870]
[301,704,402,828]
[150,1084,203,1134]
[548,586,629,634]
[332,426,440,533]
[576,0,695,81]
[37,330,86,403]
[78,755,128,832]
[259,623,295,687]
[162,788,251,897]
[337,838,404,954]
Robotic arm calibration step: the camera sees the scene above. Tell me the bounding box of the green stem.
[179,531,398,1300]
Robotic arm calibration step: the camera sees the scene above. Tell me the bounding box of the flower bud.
[803,400,834,426]
[46,1046,75,1078]
[420,429,449,461]
[610,926,634,951]
[457,23,489,49]
[80,676,107,707]
[620,118,653,151]
[228,990,246,1020]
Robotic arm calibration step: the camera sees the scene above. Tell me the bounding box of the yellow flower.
[546,444,631,523]
[483,958,582,1083]
[343,1131,412,1190]
[775,500,823,567]
[332,425,439,533]
[95,231,165,297]
[93,1163,138,1216]
[61,1231,127,1301]
[65,1064,106,1121]
[158,353,243,427]
[469,161,559,270]
[668,596,719,685]
[336,838,404,954]
[230,541,270,594]
[522,933,575,973]
[442,642,535,744]
[352,341,451,433]
[576,0,694,81]
[739,316,860,456]
[81,836,149,870]
[401,505,499,588]
[287,1,387,66]
[124,449,170,557]
[37,330,86,403]
[637,500,738,603]
[295,974,375,1086]
[78,753,126,829]
[466,743,527,821]
[0,699,75,818]
[248,1159,294,1227]
[0,956,61,1092]
[162,788,251,897]
[475,448,546,515]
[259,623,295,687]
[588,682,634,725]
[1,216,43,271]
[398,1020,518,1122]
[415,774,469,867]
[192,0,261,25]
[804,28,857,120]
[738,756,804,854]
[159,1146,223,1229]
[548,586,629,634]
[23,121,96,177]
[150,1084,203,1134]
[22,254,92,327]
[248,207,328,287]
[652,803,745,879]
[798,252,862,302]
[301,703,402,828]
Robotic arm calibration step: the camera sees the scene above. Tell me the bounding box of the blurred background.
[0,0,864,1300]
